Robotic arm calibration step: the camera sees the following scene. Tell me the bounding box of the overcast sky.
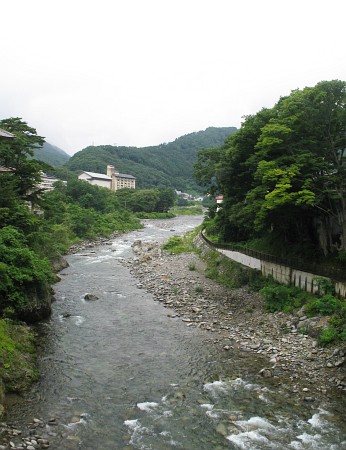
[1,0,345,155]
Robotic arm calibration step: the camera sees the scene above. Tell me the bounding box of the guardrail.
[200,232,346,282]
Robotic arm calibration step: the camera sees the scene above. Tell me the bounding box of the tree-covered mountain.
[33,142,70,166]
[65,127,237,192]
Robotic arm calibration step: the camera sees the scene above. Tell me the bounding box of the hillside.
[34,142,70,166]
[65,127,236,191]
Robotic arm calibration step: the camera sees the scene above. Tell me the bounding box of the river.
[6,216,346,449]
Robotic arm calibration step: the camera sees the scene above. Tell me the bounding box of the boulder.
[84,293,99,301]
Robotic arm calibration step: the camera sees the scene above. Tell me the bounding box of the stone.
[335,359,345,367]
[259,368,272,378]
[84,293,99,301]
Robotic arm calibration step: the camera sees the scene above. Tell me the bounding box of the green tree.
[0,118,47,205]
[0,226,53,321]
[196,80,346,256]
[156,188,176,212]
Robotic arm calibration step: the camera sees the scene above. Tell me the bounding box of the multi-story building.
[78,165,136,191]
[38,172,66,191]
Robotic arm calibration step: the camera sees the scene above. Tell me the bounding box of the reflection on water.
[6,216,346,449]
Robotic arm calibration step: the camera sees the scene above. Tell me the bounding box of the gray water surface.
[7,216,346,449]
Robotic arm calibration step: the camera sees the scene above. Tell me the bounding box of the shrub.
[259,284,305,313]
[319,326,339,345]
[162,232,197,255]
[313,277,335,296]
[305,294,344,316]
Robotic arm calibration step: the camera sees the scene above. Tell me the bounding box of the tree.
[196,80,346,256]
[250,80,346,253]
[0,226,53,321]
[0,117,47,205]
[156,188,176,212]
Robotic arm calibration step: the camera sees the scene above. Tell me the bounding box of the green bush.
[305,294,344,316]
[135,212,175,219]
[259,284,305,313]
[319,326,339,345]
[313,277,335,296]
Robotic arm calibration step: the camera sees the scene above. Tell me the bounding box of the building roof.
[81,171,112,181]
[117,173,136,179]
[0,128,14,138]
[0,165,12,172]
[81,171,136,180]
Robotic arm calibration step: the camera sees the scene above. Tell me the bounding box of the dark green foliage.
[313,277,336,296]
[319,327,339,345]
[0,118,48,205]
[259,284,306,313]
[305,294,346,316]
[170,205,203,216]
[43,180,142,242]
[114,187,176,213]
[0,226,53,319]
[135,212,175,219]
[65,127,236,192]
[196,81,346,256]
[0,117,143,324]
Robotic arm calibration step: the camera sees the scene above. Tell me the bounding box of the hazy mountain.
[34,142,70,166]
[65,127,237,191]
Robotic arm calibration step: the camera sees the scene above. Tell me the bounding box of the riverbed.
[4,216,346,449]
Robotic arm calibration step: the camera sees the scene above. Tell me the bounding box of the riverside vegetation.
[128,230,345,396]
[0,118,177,415]
[1,79,345,417]
[162,231,346,346]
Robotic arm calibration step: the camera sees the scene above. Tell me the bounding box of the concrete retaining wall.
[218,249,261,270]
[205,238,346,299]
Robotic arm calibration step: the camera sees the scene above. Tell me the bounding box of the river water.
[6,216,346,449]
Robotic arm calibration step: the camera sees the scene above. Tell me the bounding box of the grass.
[162,227,201,255]
[0,319,39,395]
[170,206,204,216]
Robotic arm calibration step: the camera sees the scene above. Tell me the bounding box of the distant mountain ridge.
[65,127,237,191]
[34,142,70,166]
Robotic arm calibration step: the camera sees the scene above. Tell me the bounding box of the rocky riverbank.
[124,236,346,402]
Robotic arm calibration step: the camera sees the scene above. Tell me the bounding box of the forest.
[194,80,346,264]
[64,126,236,192]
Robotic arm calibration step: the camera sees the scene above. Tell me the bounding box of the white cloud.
[1,0,345,154]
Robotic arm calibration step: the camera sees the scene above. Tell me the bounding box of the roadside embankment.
[125,236,346,401]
